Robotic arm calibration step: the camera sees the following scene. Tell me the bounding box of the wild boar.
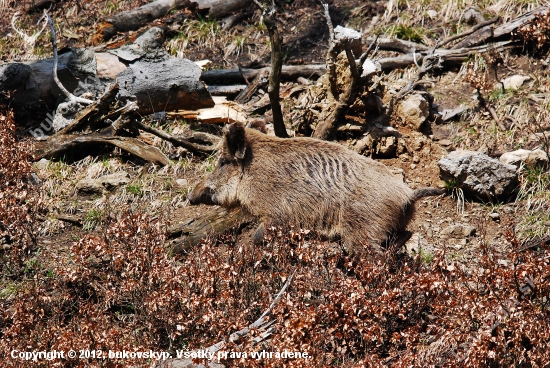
[188,123,443,249]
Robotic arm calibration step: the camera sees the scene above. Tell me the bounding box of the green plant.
[419,248,434,263]
[84,209,103,230]
[127,183,143,195]
[392,25,424,43]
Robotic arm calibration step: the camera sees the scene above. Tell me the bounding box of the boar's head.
[187,123,247,207]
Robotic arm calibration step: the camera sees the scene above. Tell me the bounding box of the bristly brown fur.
[189,123,442,249]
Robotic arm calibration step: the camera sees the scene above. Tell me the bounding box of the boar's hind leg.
[253,222,265,245]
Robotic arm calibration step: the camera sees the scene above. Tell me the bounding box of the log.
[201,64,326,84]
[99,0,249,41]
[208,84,247,96]
[1,28,214,125]
[33,132,170,165]
[167,206,256,253]
[493,6,548,38]
[100,0,194,41]
[193,0,249,19]
[364,36,429,53]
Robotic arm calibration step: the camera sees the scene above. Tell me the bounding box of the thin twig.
[135,120,219,154]
[321,2,334,40]
[45,13,93,105]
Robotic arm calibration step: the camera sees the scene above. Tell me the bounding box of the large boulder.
[438,150,519,199]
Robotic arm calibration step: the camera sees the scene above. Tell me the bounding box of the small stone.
[99,172,130,190]
[498,259,509,267]
[34,158,50,171]
[489,212,500,220]
[501,75,530,90]
[427,9,438,18]
[176,178,188,187]
[438,139,452,146]
[413,156,420,164]
[440,224,476,238]
[410,164,417,169]
[397,94,430,131]
[500,148,549,169]
[76,179,104,195]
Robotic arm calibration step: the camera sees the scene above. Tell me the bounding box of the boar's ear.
[225,123,247,159]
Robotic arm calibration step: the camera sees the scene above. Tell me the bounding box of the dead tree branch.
[11,11,48,52]
[254,1,289,138]
[312,3,361,140]
[386,44,444,118]
[135,120,220,154]
[45,13,94,105]
[439,17,500,48]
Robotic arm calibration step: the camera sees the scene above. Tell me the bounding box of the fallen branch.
[11,11,48,52]
[313,3,361,140]
[98,0,193,41]
[253,0,288,138]
[201,64,326,84]
[34,133,170,165]
[135,120,219,154]
[167,206,255,253]
[439,16,500,48]
[46,13,94,105]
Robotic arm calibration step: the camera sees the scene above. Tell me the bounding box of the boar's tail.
[411,187,445,202]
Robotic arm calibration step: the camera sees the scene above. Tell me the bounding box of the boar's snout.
[187,186,216,205]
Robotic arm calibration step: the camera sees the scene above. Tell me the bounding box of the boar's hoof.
[253,223,265,245]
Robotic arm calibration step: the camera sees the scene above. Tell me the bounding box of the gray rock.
[499,148,549,168]
[439,150,519,199]
[52,100,81,132]
[76,179,104,195]
[28,172,41,186]
[76,171,130,194]
[489,212,500,221]
[397,94,429,131]
[34,158,50,171]
[440,224,476,238]
[99,172,131,190]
